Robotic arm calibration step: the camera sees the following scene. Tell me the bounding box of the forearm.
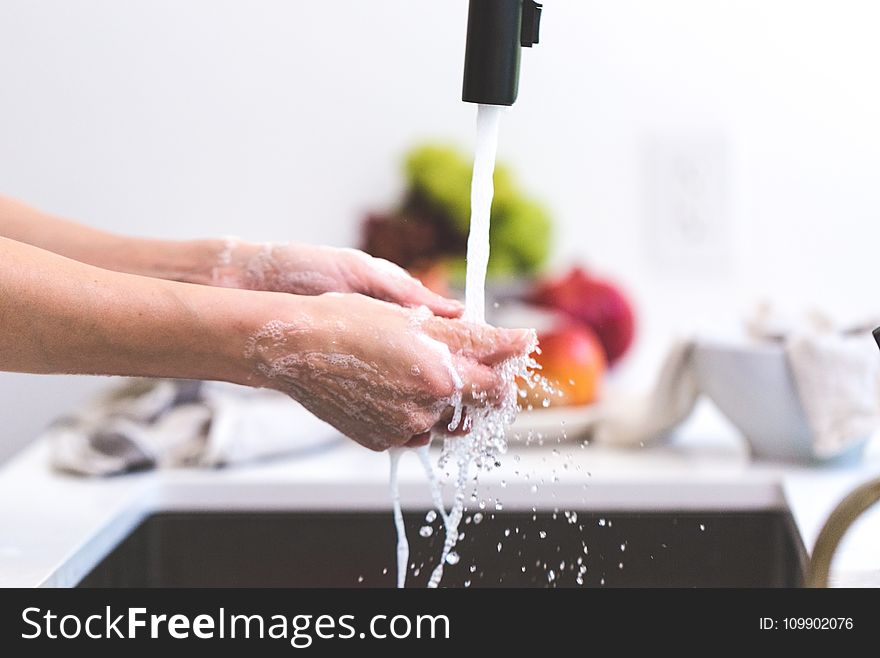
[0,195,222,284]
[0,236,267,383]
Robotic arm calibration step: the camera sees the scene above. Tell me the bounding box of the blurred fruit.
[405,145,473,231]
[362,143,552,279]
[360,208,465,274]
[522,324,606,407]
[490,197,552,274]
[529,267,635,365]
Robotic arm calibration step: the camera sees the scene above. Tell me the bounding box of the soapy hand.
[245,293,533,451]
[212,240,463,319]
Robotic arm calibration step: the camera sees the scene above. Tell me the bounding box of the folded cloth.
[47,379,343,476]
[593,306,880,458]
[785,331,880,458]
[592,340,699,447]
[749,302,880,458]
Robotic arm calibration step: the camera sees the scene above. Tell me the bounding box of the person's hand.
[211,240,463,318]
[244,293,533,451]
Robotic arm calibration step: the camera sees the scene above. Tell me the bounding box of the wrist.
[148,238,232,286]
[92,236,229,285]
[211,287,322,388]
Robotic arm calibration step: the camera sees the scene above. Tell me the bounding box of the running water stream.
[463,104,503,324]
[389,105,518,588]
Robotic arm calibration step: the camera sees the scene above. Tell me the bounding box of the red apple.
[529,267,635,365]
[522,324,606,407]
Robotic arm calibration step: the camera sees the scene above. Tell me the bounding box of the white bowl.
[692,341,868,463]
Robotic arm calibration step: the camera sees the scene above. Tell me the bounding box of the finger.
[425,319,535,365]
[374,272,463,319]
[360,256,464,319]
[398,280,464,319]
[455,358,506,405]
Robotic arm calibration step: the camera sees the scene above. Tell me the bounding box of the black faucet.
[462,0,542,106]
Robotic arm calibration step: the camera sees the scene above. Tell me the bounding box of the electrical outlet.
[641,135,731,276]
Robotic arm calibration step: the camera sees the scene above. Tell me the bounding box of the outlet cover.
[641,135,732,276]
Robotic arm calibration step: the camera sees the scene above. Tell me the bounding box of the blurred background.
[2,0,880,462]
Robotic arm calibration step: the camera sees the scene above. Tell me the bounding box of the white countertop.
[1,407,879,588]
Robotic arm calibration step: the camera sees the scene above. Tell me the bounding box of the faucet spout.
[462,0,542,106]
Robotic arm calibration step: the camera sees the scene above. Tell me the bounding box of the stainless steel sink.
[78,510,805,587]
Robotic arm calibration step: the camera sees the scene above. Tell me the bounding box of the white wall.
[2,0,880,461]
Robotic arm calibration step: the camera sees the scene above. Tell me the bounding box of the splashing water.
[388,105,538,588]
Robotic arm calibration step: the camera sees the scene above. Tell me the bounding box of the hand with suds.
[245,293,534,451]
[210,240,464,319]
[0,197,463,318]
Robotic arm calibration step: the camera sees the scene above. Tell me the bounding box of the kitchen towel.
[748,305,880,458]
[591,340,700,448]
[47,379,343,476]
[593,308,880,458]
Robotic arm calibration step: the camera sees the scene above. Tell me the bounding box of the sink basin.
[78,510,805,587]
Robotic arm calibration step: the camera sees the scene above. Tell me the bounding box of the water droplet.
[494,500,503,511]
[470,565,477,573]
[542,398,551,408]
[598,518,606,527]
[425,510,437,523]
[382,568,388,575]
[419,525,433,538]
[497,542,503,553]
[500,479,507,488]
[530,484,538,494]
[445,552,460,565]
[504,528,511,537]
[464,579,471,587]
[547,569,556,582]
[357,576,364,583]
[473,512,484,525]
[618,562,624,570]
[539,530,547,539]
[410,364,421,376]
[620,543,626,552]
[699,523,706,532]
